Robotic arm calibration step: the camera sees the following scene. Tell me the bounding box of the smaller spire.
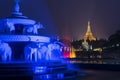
[88,21,90,26]
[87,21,91,32]
[14,0,20,13]
[11,0,22,16]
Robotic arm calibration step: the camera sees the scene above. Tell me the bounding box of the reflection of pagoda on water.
[83,21,96,41]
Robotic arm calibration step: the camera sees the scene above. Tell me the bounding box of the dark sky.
[0,0,120,40]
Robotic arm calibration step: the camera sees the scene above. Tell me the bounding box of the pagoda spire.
[11,0,22,16]
[8,0,28,18]
[14,0,20,13]
[83,21,96,41]
[87,21,91,32]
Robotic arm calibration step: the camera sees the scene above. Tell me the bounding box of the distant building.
[83,21,96,41]
[82,21,96,51]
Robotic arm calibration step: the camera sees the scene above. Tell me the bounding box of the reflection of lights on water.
[68,60,103,64]
[34,66,47,74]
[33,73,64,80]
[33,75,53,80]
[57,73,64,79]
[69,60,77,63]
[33,66,64,79]
[46,74,52,79]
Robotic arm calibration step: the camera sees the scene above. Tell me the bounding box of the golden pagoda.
[83,21,96,41]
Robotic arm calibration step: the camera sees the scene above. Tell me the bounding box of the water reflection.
[33,73,64,80]
[64,58,120,64]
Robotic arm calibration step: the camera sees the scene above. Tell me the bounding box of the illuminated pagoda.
[82,21,96,51]
[0,0,77,79]
[83,21,96,41]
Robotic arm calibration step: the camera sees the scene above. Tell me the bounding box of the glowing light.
[116,44,119,46]
[6,19,35,25]
[34,66,47,74]
[83,21,96,41]
[61,47,70,58]
[57,73,64,79]
[93,48,102,52]
[0,35,50,42]
[70,47,76,58]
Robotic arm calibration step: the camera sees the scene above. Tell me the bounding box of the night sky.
[0,0,120,40]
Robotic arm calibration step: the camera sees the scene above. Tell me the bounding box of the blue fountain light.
[34,66,47,74]
[11,0,22,16]
[14,0,20,12]
[0,0,78,79]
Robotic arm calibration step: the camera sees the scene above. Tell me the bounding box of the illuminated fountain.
[0,0,77,79]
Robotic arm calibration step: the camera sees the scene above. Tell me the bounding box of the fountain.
[0,0,77,79]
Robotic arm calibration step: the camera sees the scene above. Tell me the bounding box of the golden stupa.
[83,21,96,41]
